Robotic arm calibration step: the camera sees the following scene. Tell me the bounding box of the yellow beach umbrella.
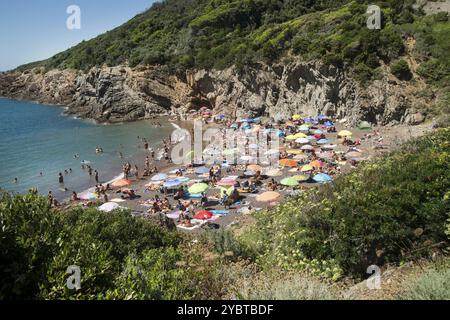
[293,175,310,182]
[300,164,314,172]
[338,130,353,137]
[294,132,307,139]
[287,149,303,155]
[292,114,302,120]
[285,135,297,141]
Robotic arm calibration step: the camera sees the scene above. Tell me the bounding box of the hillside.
[0,0,449,125]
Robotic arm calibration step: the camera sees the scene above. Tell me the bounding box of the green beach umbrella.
[280,177,300,187]
[188,183,209,194]
[358,121,372,130]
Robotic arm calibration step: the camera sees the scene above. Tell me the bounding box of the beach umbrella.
[151,173,168,181]
[164,179,183,189]
[285,135,298,141]
[321,144,337,150]
[338,130,353,137]
[293,175,310,182]
[292,114,302,120]
[346,151,362,158]
[220,187,235,197]
[287,149,303,155]
[358,121,372,130]
[80,192,98,201]
[247,164,263,172]
[112,179,132,188]
[310,160,325,168]
[98,202,120,213]
[194,211,213,220]
[244,170,256,176]
[306,135,316,141]
[300,164,314,172]
[296,137,310,144]
[195,167,210,175]
[313,173,333,183]
[298,125,310,132]
[280,177,300,187]
[188,183,209,194]
[280,159,298,167]
[317,139,329,145]
[301,145,314,151]
[313,129,323,135]
[216,179,235,187]
[265,168,283,177]
[256,191,281,203]
[293,154,309,161]
[318,152,334,160]
[294,132,307,139]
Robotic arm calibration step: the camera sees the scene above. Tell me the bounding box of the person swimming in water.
[13,177,18,183]
[58,173,64,184]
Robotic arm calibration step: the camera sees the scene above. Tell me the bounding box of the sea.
[0,98,175,200]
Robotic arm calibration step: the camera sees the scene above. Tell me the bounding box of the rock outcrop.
[0,59,429,125]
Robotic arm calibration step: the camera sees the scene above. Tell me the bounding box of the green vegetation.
[0,191,224,300]
[238,129,450,279]
[399,260,450,300]
[390,59,412,80]
[17,1,446,83]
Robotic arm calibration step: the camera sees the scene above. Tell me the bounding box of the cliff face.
[0,60,427,125]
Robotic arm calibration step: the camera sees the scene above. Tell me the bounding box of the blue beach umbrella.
[195,167,210,174]
[151,173,168,181]
[164,179,183,189]
[313,173,333,183]
[317,139,329,145]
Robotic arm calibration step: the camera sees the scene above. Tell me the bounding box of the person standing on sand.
[134,165,139,180]
[47,191,53,205]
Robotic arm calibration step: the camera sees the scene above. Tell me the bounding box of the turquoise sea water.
[0,98,173,200]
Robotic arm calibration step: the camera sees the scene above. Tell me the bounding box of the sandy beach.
[64,115,431,233]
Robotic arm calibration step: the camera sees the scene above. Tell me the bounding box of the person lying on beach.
[267,179,279,191]
[121,189,137,200]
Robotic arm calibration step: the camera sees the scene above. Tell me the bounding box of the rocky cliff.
[0,60,428,125]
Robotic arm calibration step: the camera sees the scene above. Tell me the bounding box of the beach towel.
[210,210,229,216]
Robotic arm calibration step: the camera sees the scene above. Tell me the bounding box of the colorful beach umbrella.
[188,183,209,194]
[280,159,298,167]
[280,177,300,187]
[151,173,168,181]
[256,191,281,203]
[296,137,310,144]
[164,179,183,189]
[98,202,120,213]
[313,173,333,183]
[80,192,98,201]
[292,114,302,120]
[293,175,310,182]
[300,164,314,172]
[265,168,283,177]
[310,160,325,168]
[338,130,353,137]
[301,145,314,151]
[247,164,263,172]
[195,167,210,174]
[287,149,303,155]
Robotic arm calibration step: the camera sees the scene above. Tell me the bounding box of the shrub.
[400,268,450,300]
[240,129,450,278]
[390,59,412,80]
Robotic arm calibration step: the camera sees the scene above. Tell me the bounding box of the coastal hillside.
[0,0,449,125]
